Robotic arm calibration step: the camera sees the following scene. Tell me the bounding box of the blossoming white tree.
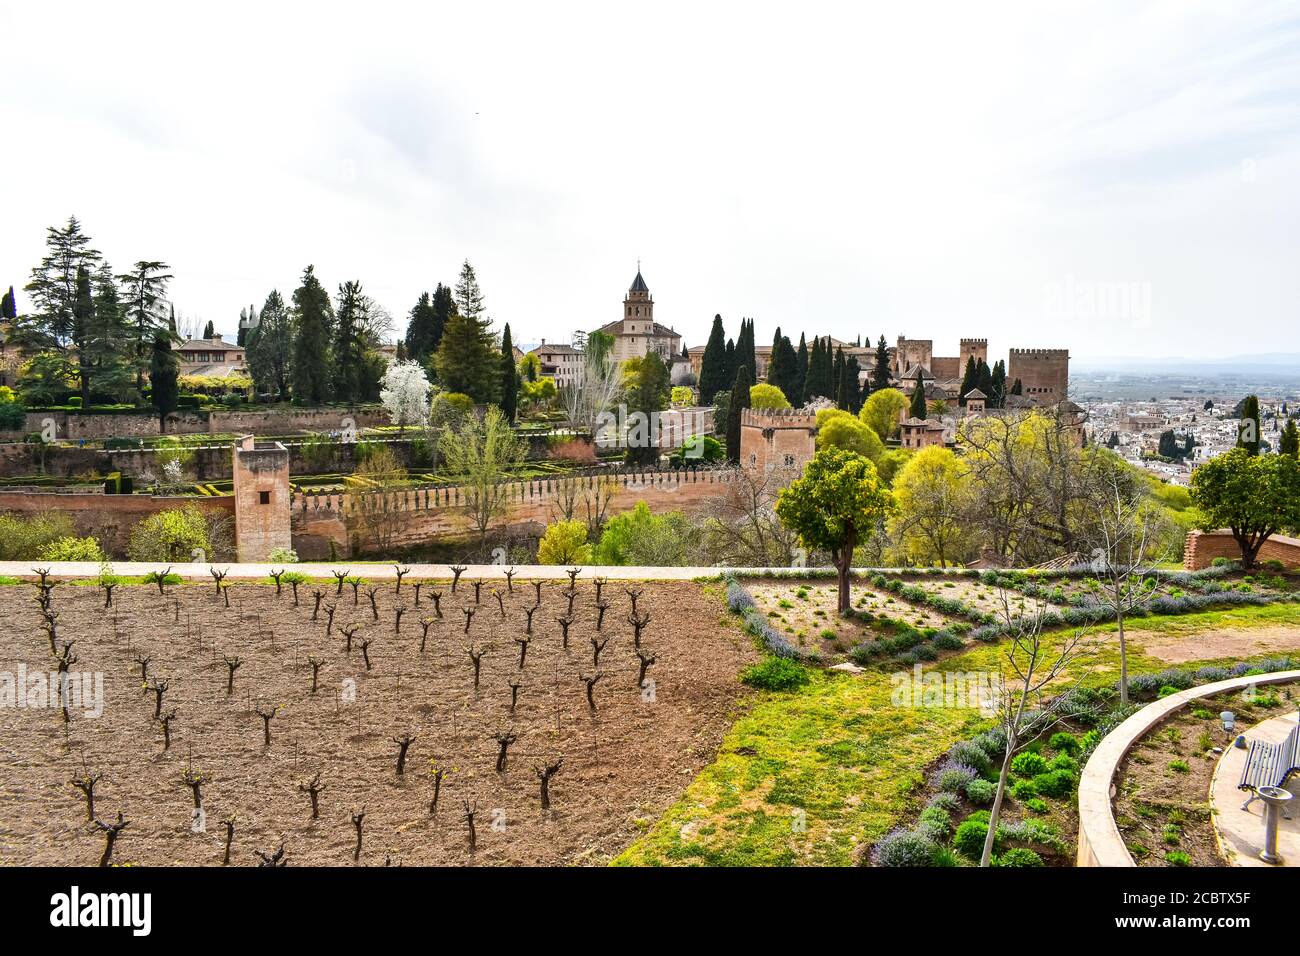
[380,360,433,433]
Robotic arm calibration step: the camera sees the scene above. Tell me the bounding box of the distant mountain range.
[1073,354,1300,375]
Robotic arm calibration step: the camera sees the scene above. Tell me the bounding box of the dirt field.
[0,577,755,866]
[1136,624,1300,664]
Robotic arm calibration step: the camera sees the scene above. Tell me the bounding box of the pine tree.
[290,265,334,404]
[118,260,174,396]
[725,362,753,463]
[246,289,293,400]
[793,333,808,405]
[149,327,179,426]
[500,322,519,422]
[429,282,454,357]
[698,314,728,405]
[88,264,134,402]
[871,335,891,392]
[434,308,499,403]
[70,265,96,403]
[203,319,215,339]
[331,280,366,403]
[404,291,439,364]
[910,379,927,420]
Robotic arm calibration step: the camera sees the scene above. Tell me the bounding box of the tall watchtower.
[232,435,292,561]
[624,268,653,325]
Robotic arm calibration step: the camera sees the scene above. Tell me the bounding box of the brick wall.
[0,489,233,555]
[1183,529,1300,569]
[738,408,816,473]
[290,466,739,558]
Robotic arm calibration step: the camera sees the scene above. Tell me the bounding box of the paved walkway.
[0,561,795,582]
[1211,710,1300,866]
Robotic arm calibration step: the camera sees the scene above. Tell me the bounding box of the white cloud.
[1,0,1297,360]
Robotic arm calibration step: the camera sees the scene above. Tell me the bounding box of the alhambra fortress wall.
[738,407,818,471]
[1007,348,1069,401]
[289,465,738,559]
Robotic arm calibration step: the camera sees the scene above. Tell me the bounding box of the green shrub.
[1168,759,1190,774]
[1048,752,1079,773]
[39,536,106,562]
[916,805,953,840]
[993,848,1043,867]
[1009,778,1039,801]
[0,512,77,561]
[740,656,810,691]
[1024,798,1049,814]
[953,818,993,859]
[1030,769,1077,798]
[1048,732,1080,754]
[1164,850,1191,866]
[964,778,996,806]
[127,507,211,562]
[1010,752,1047,777]
[267,547,299,564]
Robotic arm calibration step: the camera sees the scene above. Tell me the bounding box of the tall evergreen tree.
[19,217,103,400]
[118,260,174,396]
[149,327,179,427]
[246,289,293,400]
[71,265,96,403]
[0,286,15,319]
[404,291,439,364]
[833,346,849,410]
[724,338,736,387]
[871,335,891,392]
[767,327,798,403]
[433,308,499,403]
[725,362,753,463]
[429,282,454,358]
[910,379,927,420]
[734,317,756,384]
[202,319,215,339]
[958,355,977,404]
[698,313,728,405]
[975,359,993,398]
[1010,378,1022,397]
[793,333,808,405]
[1280,419,1299,458]
[331,280,366,402]
[805,336,824,400]
[989,360,1007,408]
[500,322,519,422]
[89,264,133,402]
[844,355,863,413]
[1237,395,1262,455]
[290,265,334,404]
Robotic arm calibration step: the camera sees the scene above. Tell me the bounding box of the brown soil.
[1137,625,1300,664]
[1113,687,1298,866]
[0,578,755,866]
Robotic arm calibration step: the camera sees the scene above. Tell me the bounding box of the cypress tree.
[1,286,15,319]
[735,318,756,384]
[725,362,753,463]
[833,346,848,410]
[290,265,334,404]
[989,360,1007,408]
[72,265,96,403]
[958,355,977,405]
[793,333,808,405]
[844,355,863,413]
[698,313,728,405]
[429,282,454,356]
[203,319,215,339]
[500,322,519,422]
[1010,378,1022,396]
[1280,419,1299,458]
[871,335,891,392]
[910,379,927,420]
[1237,395,1262,455]
[805,336,824,400]
[149,327,179,426]
[766,326,786,388]
[976,359,993,397]
[724,338,736,387]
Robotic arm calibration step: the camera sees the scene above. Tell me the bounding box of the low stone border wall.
[1077,669,1300,866]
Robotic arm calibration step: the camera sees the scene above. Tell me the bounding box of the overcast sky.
[2,1,1297,361]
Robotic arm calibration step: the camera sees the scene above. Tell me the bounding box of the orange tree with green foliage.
[775,447,893,613]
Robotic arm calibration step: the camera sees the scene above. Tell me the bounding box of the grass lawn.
[615,601,1300,867]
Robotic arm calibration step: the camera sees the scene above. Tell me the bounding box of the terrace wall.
[1183,529,1300,570]
[0,405,390,442]
[0,488,234,555]
[290,465,740,558]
